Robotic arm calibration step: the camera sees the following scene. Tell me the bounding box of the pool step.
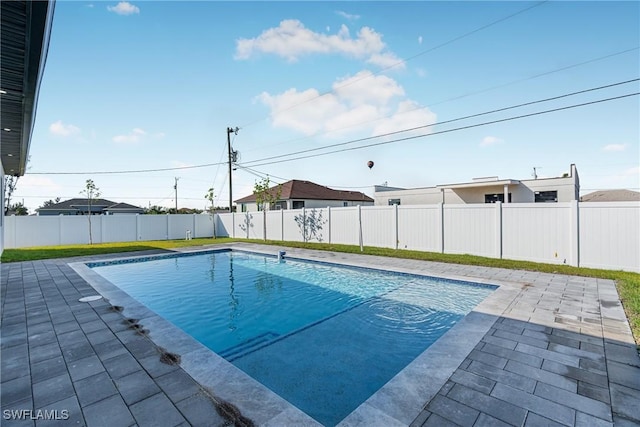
[219,331,280,360]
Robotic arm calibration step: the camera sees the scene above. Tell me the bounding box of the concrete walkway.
[1,245,639,426]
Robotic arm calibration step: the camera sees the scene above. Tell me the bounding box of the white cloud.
[107,2,139,15]
[336,11,361,21]
[602,143,627,152]
[49,120,81,137]
[257,70,436,139]
[418,36,423,45]
[234,20,404,69]
[112,128,147,143]
[624,166,639,175]
[480,136,503,147]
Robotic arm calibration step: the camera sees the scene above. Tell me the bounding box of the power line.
[240,78,639,166]
[240,47,639,156]
[241,92,639,169]
[238,1,548,129]
[27,82,638,176]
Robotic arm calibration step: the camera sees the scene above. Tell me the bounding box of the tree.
[205,187,216,238]
[39,197,61,209]
[80,179,100,244]
[144,205,166,215]
[7,202,28,216]
[253,177,282,240]
[3,176,19,215]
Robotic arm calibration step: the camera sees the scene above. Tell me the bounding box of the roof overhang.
[1,0,55,176]
[437,179,521,190]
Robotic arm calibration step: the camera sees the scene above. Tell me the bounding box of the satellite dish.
[367,160,374,169]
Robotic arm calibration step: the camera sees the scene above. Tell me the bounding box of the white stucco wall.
[374,165,579,206]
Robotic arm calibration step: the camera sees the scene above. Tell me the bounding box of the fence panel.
[232,212,263,239]
[10,216,60,247]
[61,216,101,245]
[444,205,497,257]
[328,207,359,245]
[215,213,233,237]
[265,211,282,241]
[502,203,571,264]
[138,215,168,241]
[361,206,395,249]
[579,202,640,272]
[195,214,214,238]
[397,205,441,252]
[282,210,302,242]
[168,215,194,240]
[102,215,137,243]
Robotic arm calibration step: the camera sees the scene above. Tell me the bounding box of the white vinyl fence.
[4,214,215,248]
[215,202,640,273]
[3,203,639,272]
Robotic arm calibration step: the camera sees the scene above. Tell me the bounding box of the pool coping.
[68,243,525,426]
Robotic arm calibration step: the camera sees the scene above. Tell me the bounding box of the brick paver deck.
[1,244,639,426]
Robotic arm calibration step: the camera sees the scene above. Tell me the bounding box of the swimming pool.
[86,249,497,426]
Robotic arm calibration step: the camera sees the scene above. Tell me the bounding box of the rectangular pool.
[87,249,497,426]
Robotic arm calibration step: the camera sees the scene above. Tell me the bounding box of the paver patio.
[1,243,639,426]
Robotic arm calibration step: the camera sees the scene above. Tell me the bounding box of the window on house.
[484,193,512,203]
[535,191,558,203]
[343,201,349,207]
[388,199,401,205]
[241,204,247,212]
[292,201,305,209]
[274,201,287,210]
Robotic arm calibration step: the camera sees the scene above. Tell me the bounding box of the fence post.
[327,207,331,244]
[100,215,105,244]
[394,204,399,250]
[302,207,306,242]
[496,201,503,259]
[166,214,170,240]
[358,205,363,251]
[232,212,236,238]
[281,208,284,241]
[570,200,580,267]
[136,214,140,241]
[59,214,63,246]
[193,214,197,239]
[438,203,444,253]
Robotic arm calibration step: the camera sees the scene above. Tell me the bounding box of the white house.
[374,164,580,205]
[1,0,55,255]
[235,180,374,212]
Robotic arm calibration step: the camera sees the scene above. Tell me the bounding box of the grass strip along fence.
[2,238,638,346]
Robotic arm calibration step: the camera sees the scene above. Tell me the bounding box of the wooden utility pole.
[227,127,238,212]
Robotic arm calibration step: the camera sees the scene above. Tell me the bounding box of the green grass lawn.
[2,238,638,345]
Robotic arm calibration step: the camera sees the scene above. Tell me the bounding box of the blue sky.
[14,0,640,212]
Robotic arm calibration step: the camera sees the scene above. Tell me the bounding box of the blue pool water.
[89,250,496,426]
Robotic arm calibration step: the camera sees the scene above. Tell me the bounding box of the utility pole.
[174,177,180,213]
[227,126,239,213]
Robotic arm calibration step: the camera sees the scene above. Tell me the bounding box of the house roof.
[37,198,143,212]
[235,180,374,203]
[580,189,640,202]
[104,203,145,210]
[1,0,55,176]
